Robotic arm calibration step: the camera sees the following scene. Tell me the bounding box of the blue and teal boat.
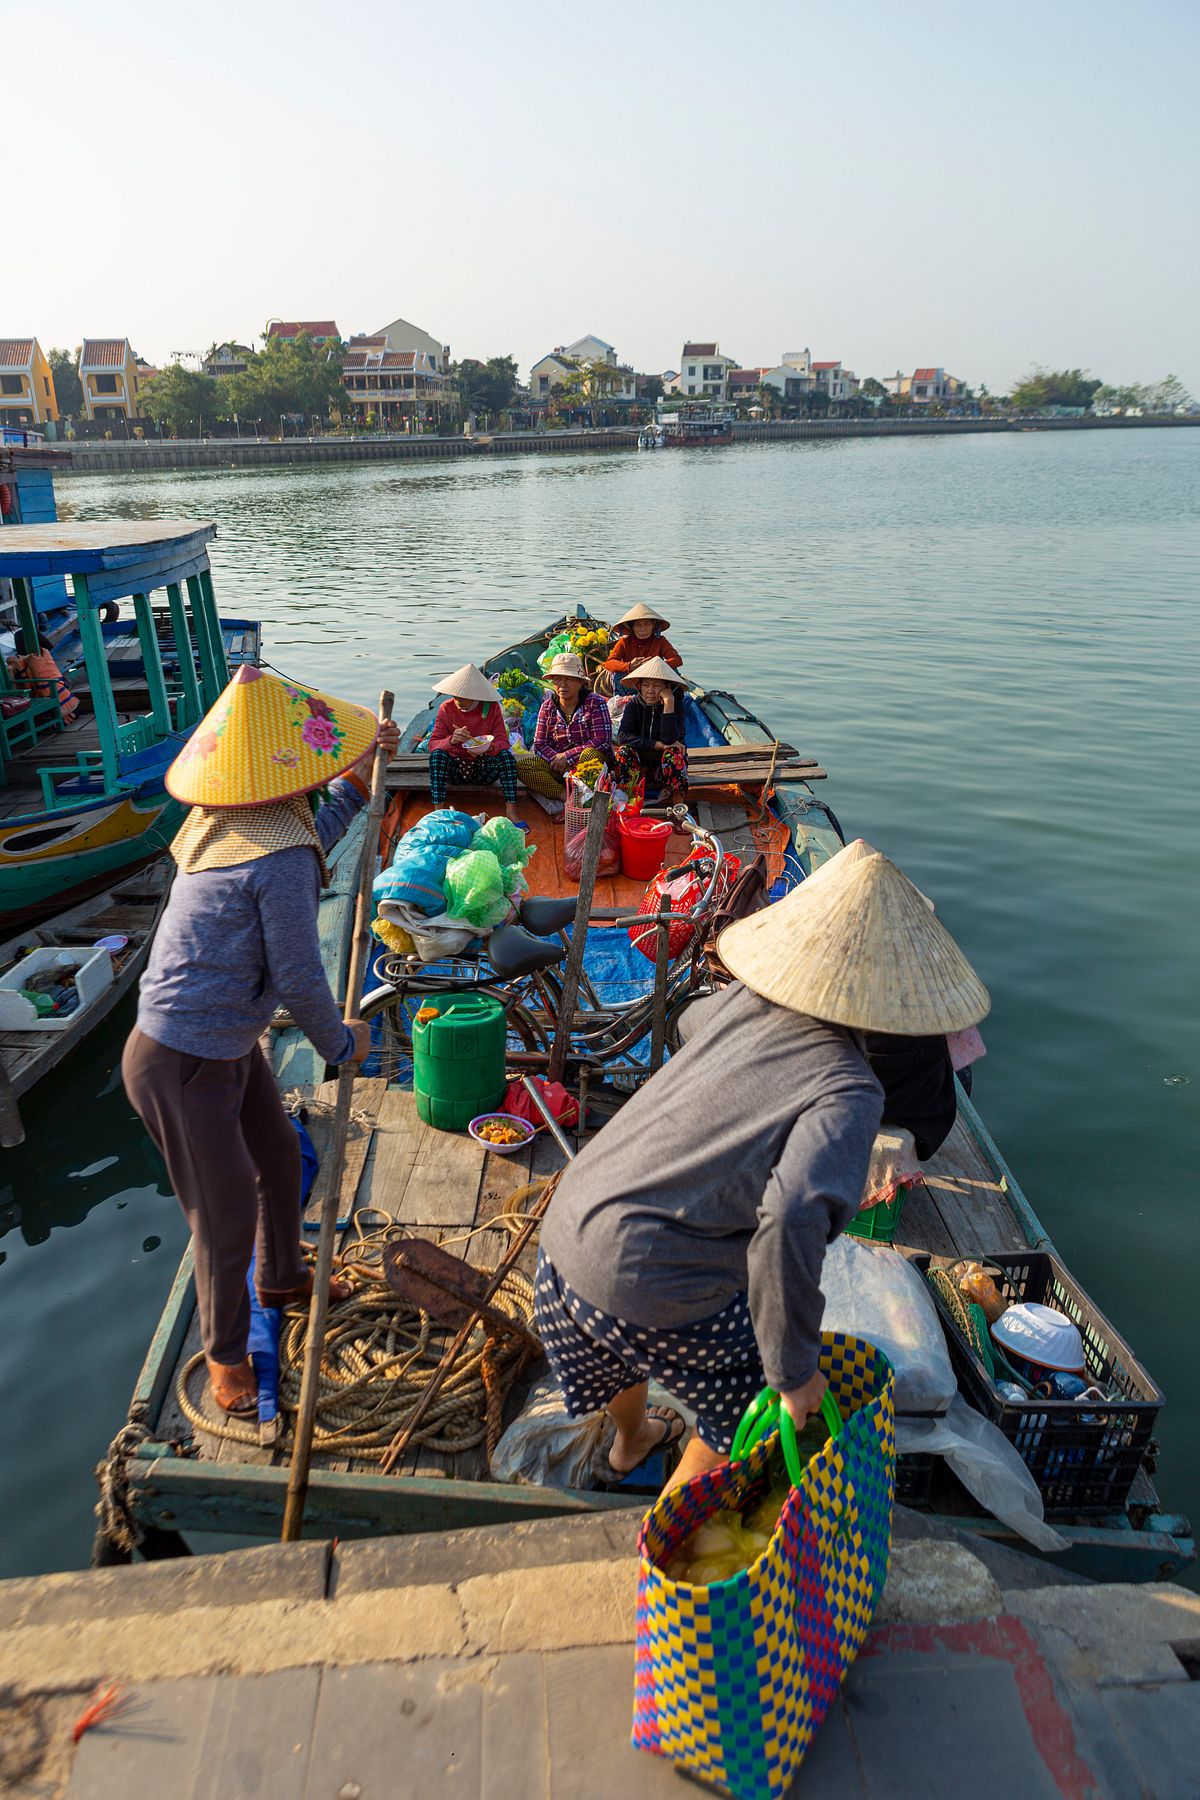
[0,521,228,928]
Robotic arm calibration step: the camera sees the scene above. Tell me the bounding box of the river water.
[2,430,1197,1579]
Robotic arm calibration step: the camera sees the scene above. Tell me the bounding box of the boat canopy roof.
[0,520,217,610]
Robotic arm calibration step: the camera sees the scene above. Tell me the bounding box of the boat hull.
[0,784,185,929]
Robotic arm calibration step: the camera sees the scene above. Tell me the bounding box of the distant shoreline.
[57,411,1200,475]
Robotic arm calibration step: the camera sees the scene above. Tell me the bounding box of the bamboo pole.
[281,690,394,1544]
[547,790,610,1085]
[648,918,671,1073]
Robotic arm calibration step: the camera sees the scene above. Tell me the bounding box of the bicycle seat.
[487,924,567,980]
[518,896,577,937]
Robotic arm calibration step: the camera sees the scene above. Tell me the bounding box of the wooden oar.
[281,689,394,1544]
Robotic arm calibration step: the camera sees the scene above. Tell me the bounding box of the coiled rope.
[175,1182,548,1462]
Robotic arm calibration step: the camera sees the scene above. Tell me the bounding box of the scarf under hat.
[171,796,331,884]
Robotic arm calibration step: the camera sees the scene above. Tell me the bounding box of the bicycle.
[360,807,728,1083]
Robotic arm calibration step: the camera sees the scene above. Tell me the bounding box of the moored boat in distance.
[0,521,229,930]
[105,607,1192,1583]
[657,399,735,446]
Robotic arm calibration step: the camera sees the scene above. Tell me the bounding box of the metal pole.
[281,690,394,1543]
[547,791,610,1085]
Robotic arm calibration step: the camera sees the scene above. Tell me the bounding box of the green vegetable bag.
[442,849,512,930]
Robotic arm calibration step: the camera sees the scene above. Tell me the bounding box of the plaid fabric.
[513,749,567,798]
[428,747,518,804]
[633,1332,896,1800]
[532,692,613,764]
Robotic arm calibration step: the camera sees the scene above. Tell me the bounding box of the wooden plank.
[892,1180,960,1258]
[130,1450,636,1542]
[302,1076,387,1240]
[401,1118,490,1228]
[474,1141,537,1230]
[919,1113,1031,1255]
[357,1086,426,1219]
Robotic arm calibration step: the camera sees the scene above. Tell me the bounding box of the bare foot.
[609,1404,685,1476]
[206,1356,257,1417]
[661,1433,726,1495]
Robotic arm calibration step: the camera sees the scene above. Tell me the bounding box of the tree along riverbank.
[57,411,1200,474]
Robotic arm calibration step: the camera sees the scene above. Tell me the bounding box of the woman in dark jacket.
[611,657,688,800]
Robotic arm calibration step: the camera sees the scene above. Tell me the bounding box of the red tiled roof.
[811,361,840,370]
[682,342,718,357]
[381,351,416,369]
[347,334,386,347]
[80,338,129,368]
[0,338,34,369]
[341,352,367,370]
[912,367,939,381]
[267,320,339,340]
[729,369,766,386]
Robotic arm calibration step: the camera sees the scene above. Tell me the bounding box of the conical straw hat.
[617,601,670,629]
[803,838,878,887]
[166,665,378,808]
[434,663,502,704]
[719,850,989,1033]
[623,656,686,687]
[805,837,935,910]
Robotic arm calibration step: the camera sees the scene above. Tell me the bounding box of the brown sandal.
[206,1357,258,1417]
[257,1271,352,1309]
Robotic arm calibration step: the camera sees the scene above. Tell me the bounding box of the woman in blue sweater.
[122,666,398,1419]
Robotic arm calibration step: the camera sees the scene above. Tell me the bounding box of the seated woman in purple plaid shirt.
[523,653,612,797]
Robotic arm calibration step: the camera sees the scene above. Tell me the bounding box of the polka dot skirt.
[534,1250,765,1454]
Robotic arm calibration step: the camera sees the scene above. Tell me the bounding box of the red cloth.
[602,631,682,676]
[13,650,78,723]
[429,697,504,754]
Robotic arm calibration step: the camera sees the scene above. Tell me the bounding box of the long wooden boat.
[0,857,171,1131]
[0,521,230,930]
[108,611,1193,1581]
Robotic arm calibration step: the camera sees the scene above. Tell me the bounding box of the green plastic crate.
[844,1182,909,1244]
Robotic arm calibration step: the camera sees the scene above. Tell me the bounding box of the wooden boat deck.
[0,714,120,819]
[153,1082,1034,1491]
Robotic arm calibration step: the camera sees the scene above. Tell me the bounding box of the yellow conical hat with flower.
[166,665,379,807]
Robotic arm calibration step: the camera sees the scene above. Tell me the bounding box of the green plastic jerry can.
[412,992,507,1132]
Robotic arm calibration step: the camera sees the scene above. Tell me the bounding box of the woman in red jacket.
[602,603,682,683]
[428,663,523,821]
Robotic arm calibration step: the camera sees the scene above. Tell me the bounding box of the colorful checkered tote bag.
[633,1332,896,1799]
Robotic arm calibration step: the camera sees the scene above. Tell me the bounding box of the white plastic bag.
[490,1376,612,1490]
[821,1235,957,1415]
[898,1396,1068,1553]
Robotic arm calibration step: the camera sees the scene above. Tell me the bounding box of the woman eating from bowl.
[428,663,523,823]
[611,657,688,802]
[523,652,612,796]
[602,602,682,685]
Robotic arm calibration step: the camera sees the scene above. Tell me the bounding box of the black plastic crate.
[912,1251,1163,1517]
[895,1452,936,1510]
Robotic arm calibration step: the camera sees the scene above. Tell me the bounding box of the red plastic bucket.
[617,811,672,880]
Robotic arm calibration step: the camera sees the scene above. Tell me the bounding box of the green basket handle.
[730,1385,844,1488]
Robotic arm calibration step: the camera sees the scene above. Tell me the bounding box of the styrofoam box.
[0,945,114,1031]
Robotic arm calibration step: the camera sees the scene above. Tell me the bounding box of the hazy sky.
[11,0,1198,393]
